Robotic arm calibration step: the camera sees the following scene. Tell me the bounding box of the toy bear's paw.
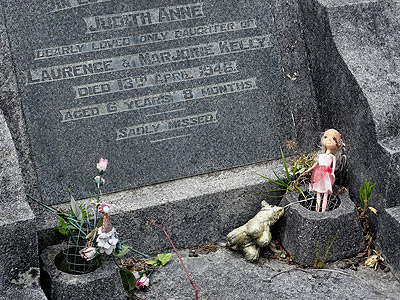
[255,228,272,248]
[226,225,251,247]
[246,218,265,239]
[242,244,260,262]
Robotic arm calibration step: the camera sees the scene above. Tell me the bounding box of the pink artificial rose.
[98,202,110,218]
[79,247,97,261]
[97,158,108,174]
[136,276,150,289]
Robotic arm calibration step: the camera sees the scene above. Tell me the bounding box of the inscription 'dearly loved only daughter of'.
[5,0,294,203]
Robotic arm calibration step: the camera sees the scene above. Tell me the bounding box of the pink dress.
[311,154,334,194]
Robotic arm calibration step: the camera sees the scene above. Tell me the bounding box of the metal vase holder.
[62,229,101,274]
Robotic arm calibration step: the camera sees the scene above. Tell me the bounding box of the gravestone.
[4,0,295,204]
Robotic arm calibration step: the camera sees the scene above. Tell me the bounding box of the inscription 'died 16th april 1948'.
[5,0,293,202]
[25,1,275,143]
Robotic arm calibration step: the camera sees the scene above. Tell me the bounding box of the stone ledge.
[35,160,286,254]
[378,206,400,277]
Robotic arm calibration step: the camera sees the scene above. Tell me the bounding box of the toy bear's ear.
[261,200,267,207]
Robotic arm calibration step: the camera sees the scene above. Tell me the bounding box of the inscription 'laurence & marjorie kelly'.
[30,2,273,142]
[27,35,270,84]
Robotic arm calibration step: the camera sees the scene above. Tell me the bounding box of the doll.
[303,129,342,212]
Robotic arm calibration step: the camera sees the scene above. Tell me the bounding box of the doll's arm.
[302,162,318,176]
[331,155,336,173]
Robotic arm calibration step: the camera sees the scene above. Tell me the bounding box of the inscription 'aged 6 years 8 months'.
[5,0,294,203]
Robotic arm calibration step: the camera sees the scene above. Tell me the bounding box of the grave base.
[41,244,125,299]
[35,160,286,255]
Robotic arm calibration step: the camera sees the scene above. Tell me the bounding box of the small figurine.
[226,201,284,262]
[303,129,342,212]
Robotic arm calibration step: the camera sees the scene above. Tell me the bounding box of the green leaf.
[272,170,287,186]
[157,253,172,266]
[280,148,291,181]
[119,268,136,291]
[113,245,131,258]
[260,188,288,193]
[295,185,306,198]
[145,260,158,266]
[257,173,286,188]
[69,192,83,223]
[292,157,301,181]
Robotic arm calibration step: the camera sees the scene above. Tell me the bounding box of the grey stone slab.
[270,0,321,151]
[377,207,400,276]
[317,0,380,8]
[39,245,400,300]
[134,247,400,300]
[3,0,297,204]
[0,109,41,290]
[384,138,400,208]
[36,159,286,254]
[298,0,400,275]
[0,0,40,199]
[1,287,47,300]
[278,189,364,266]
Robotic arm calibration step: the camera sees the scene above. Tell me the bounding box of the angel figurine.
[303,129,343,212]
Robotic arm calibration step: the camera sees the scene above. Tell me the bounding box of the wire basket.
[299,190,341,212]
[62,229,101,274]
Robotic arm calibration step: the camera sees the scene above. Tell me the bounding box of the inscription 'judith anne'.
[84,3,204,33]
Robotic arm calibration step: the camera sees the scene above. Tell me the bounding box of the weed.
[313,233,338,269]
[259,146,317,197]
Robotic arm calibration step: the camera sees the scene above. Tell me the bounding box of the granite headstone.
[4,0,294,204]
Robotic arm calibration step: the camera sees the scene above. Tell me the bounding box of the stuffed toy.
[226,201,284,262]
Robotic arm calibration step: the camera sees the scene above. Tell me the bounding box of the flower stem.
[152,222,198,300]
[129,248,150,259]
[112,255,121,269]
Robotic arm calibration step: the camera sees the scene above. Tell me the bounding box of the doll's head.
[321,129,341,150]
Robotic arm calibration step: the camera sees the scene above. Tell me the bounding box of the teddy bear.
[226,201,284,262]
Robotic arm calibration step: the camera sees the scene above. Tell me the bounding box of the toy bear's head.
[260,201,284,225]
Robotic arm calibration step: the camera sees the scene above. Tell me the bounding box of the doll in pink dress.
[303,129,342,212]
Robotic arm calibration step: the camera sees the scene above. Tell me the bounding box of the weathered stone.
[378,207,400,276]
[278,189,364,266]
[299,0,400,275]
[2,0,304,204]
[0,0,39,199]
[135,247,400,300]
[36,159,286,254]
[0,109,44,297]
[41,244,125,300]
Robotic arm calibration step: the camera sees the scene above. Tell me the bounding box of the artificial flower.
[98,202,110,218]
[96,227,118,255]
[97,158,108,174]
[79,247,97,261]
[136,276,150,289]
[132,271,140,280]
